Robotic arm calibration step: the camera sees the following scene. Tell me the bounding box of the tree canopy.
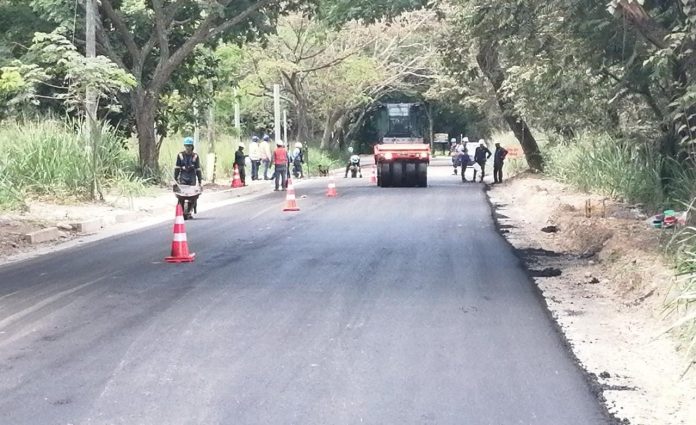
[1,0,696,174]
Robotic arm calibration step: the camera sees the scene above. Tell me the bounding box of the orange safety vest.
[274,148,288,165]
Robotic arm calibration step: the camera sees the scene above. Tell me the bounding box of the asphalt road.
[0,160,609,425]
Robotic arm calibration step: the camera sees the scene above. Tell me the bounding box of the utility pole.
[207,81,215,154]
[283,109,288,146]
[85,0,100,200]
[234,87,241,146]
[193,102,200,144]
[206,81,217,183]
[273,84,281,142]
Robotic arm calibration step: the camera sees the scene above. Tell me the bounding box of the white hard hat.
[463,137,469,142]
[479,139,485,144]
[276,140,284,146]
[238,143,245,149]
[295,142,302,148]
[451,138,457,143]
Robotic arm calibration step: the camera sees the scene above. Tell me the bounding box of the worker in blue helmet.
[174,137,203,187]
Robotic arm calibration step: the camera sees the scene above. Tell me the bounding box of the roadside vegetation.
[0,119,146,209]
[542,133,696,365]
[0,1,694,365]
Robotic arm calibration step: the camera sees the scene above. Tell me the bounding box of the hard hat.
[238,143,245,149]
[463,137,469,142]
[252,136,259,142]
[295,142,302,148]
[263,135,270,141]
[183,137,194,146]
[479,139,485,144]
[276,140,284,146]
[451,138,457,143]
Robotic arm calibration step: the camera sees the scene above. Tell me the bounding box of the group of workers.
[174,135,510,190]
[174,135,305,192]
[450,138,509,184]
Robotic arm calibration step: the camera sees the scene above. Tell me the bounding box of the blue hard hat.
[263,135,270,141]
[252,136,259,142]
[183,137,194,146]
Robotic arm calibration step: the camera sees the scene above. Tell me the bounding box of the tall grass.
[543,133,695,211]
[0,119,145,208]
[667,217,696,373]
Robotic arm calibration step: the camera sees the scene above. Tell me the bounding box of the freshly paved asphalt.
[0,160,609,425]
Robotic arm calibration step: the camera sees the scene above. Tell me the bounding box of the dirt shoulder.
[488,173,696,425]
[0,179,276,263]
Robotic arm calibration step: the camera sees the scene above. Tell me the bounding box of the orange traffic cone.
[283,178,300,212]
[165,204,195,263]
[370,166,377,184]
[231,164,243,188]
[326,175,338,197]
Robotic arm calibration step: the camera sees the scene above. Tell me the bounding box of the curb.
[24,227,63,244]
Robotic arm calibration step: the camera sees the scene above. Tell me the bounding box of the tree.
[89,0,307,176]
[442,1,544,170]
[237,10,441,149]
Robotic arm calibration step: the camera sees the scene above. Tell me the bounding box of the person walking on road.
[273,140,289,191]
[493,142,509,184]
[473,139,492,183]
[260,135,273,180]
[450,138,460,175]
[248,136,261,181]
[292,142,305,179]
[234,143,247,186]
[459,147,472,182]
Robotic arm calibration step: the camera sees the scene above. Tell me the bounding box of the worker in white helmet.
[292,142,305,178]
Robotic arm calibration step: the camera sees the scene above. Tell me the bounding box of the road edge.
[483,183,630,425]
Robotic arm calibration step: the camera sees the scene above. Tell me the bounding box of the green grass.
[0,118,146,208]
[543,133,684,211]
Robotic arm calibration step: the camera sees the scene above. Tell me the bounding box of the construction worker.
[273,140,289,191]
[292,142,305,179]
[473,139,492,183]
[234,143,247,185]
[450,138,459,175]
[248,136,261,181]
[493,142,509,184]
[459,147,472,182]
[174,137,202,187]
[260,135,273,180]
[345,153,362,178]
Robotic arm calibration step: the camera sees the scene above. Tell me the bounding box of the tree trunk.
[133,90,160,178]
[476,40,544,171]
[283,73,311,144]
[296,98,310,144]
[344,107,369,144]
[320,110,342,150]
